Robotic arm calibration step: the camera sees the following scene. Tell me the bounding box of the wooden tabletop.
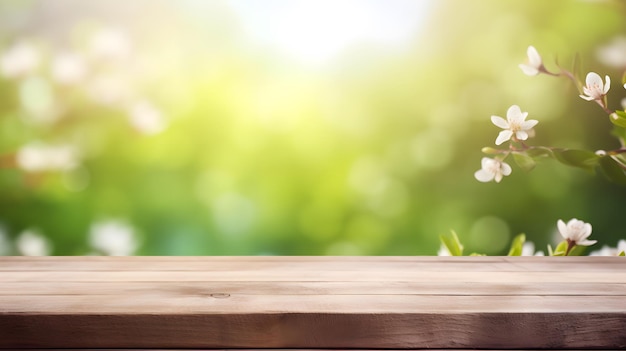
[1,256,625,350]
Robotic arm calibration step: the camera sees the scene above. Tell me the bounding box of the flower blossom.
[590,240,626,256]
[521,241,544,256]
[16,142,79,172]
[437,244,451,256]
[16,229,52,256]
[579,72,610,102]
[128,100,167,135]
[491,105,538,145]
[519,46,544,76]
[0,41,40,79]
[557,218,596,247]
[51,51,87,85]
[89,219,138,256]
[474,157,512,183]
[597,36,626,69]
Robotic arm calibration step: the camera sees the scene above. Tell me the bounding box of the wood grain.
[0,256,625,349]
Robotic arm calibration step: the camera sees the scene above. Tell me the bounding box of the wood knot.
[209,293,230,299]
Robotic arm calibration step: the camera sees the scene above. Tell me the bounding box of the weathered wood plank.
[3,312,625,349]
[2,270,625,283]
[1,255,624,271]
[1,294,626,313]
[2,281,624,296]
[0,257,625,349]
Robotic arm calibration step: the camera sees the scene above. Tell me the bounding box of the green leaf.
[599,156,626,185]
[469,252,486,256]
[547,244,554,256]
[622,70,626,86]
[568,245,587,256]
[507,233,526,256]
[619,251,625,256]
[553,149,600,171]
[526,146,553,158]
[611,125,626,142]
[439,230,463,256]
[610,111,626,128]
[553,241,568,256]
[513,152,536,172]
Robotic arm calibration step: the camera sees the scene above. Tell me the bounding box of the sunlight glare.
[229,0,432,66]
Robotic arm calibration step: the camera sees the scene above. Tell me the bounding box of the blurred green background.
[0,0,625,256]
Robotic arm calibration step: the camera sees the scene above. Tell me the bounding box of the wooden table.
[1,256,625,350]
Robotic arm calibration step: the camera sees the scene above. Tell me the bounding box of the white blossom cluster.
[0,219,139,256]
[1,26,168,174]
[464,42,626,256]
[475,45,621,184]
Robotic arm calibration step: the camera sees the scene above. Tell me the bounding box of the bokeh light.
[1,0,626,256]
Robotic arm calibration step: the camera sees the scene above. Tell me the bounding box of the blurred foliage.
[0,0,625,256]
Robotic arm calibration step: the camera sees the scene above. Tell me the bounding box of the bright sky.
[228,0,433,66]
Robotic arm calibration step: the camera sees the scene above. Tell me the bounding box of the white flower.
[557,218,596,247]
[51,51,87,85]
[491,105,538,145]
[474,157,512,183]
[521,241,545,256]
[437,244,451,256]
[89,219,138,256]
[579,72,610,101]
[16,229,51,256]
[597,36,626,69]
[522,242,534,256]
[589,240,626,256]
[1,41,40,78]
[519,46,543,76]
[16,142,79,172]
[128,100,167,135]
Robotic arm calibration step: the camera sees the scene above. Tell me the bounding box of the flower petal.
[521,119,539,130]
[519,64,539,76]
[577,239,597,247]
[494,172,503,183]
[515,130,529,140]
[586,72,603,88]
[501,161,512,176]
[557,219,567,240]
[495,130,513,145]
[579,94,595,101]
[481,157,492,169]
[604,75,611,94]
[567,218,580,227]
[582,222,592,238]
[491,115,509,129]
[474,169,494,182]
[527,46,541,66]
[506,105,523,120]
